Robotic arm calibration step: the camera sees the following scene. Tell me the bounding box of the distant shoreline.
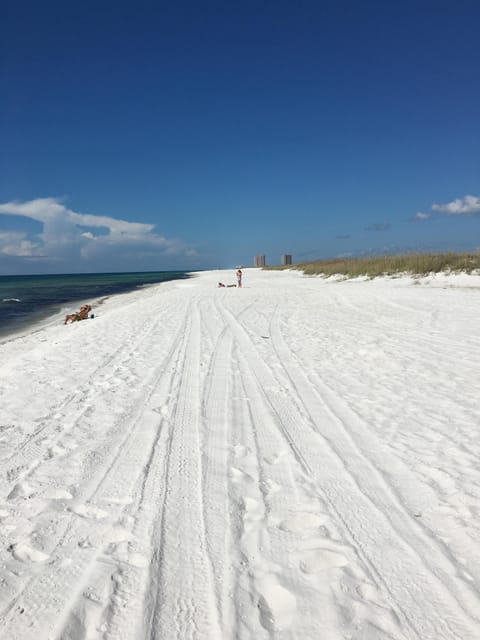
[265,251,480,278]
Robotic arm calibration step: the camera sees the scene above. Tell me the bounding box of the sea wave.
[2,298,21,303]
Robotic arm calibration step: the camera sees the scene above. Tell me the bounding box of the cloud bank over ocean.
[0,198,198,274]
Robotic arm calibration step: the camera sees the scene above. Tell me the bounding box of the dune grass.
[265,252,480,278]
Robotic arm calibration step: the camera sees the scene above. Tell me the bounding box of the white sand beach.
[0,267,479,640]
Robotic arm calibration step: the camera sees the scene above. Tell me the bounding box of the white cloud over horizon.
[413,212,431,221]
[0,231,44,257]
[412,194,480,223]
[0,198,198,272]
[431,194,480,216]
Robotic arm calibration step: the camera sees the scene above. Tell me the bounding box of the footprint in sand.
[70,504,108,519]
[6,466,27,483]
[241,497,265,532]
[261,478,281,495]
[43,488,74,500]
[63,437,79,450]
[7,481,34,500]
[9,542,49,563]
[264,450,288,465]
[230,467,254,484]
[242,496,263,516]
[104,525,132,545]
[114,542,149,568]
[152,404,170,416]
[297,546,348,574]
[232,444,249,458]
[46,445,67,458]
[257,576,296,632]
[355,581,388,607]
[86,523,133,548]
[279,511,329,533]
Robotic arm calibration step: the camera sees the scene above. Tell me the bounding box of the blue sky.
[1,0,479,274]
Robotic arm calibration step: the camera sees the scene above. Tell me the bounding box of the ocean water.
[0,270,191,338]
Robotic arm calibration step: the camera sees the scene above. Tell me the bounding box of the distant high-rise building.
[254,255,266,267]
[281,254,292,265]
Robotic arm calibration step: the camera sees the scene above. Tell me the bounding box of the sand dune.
[0,267,479,639]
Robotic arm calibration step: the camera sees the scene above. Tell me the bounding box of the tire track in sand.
[145,297,222,640]
[60,299,196,640]
[269,309,480,590]
[198,296,235,634]
[220,304,480,640]
[0,298,180,500]
[267,310,480,611]
[0,303,190,640]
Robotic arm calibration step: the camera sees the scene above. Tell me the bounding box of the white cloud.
[431,194,480,215]
[414,212,431,220]
[0,198,198,270]
[0,231,43,257]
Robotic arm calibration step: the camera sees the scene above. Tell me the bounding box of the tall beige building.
[254,255,266,267]
[281,254,292,265]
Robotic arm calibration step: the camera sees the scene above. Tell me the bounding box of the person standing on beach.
[236,269,242,288]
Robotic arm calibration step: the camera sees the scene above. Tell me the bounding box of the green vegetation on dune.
[265,252,480,278]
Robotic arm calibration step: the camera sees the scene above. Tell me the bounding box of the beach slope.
[0,268,479,639]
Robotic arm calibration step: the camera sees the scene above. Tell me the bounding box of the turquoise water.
[0,270,191,337]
